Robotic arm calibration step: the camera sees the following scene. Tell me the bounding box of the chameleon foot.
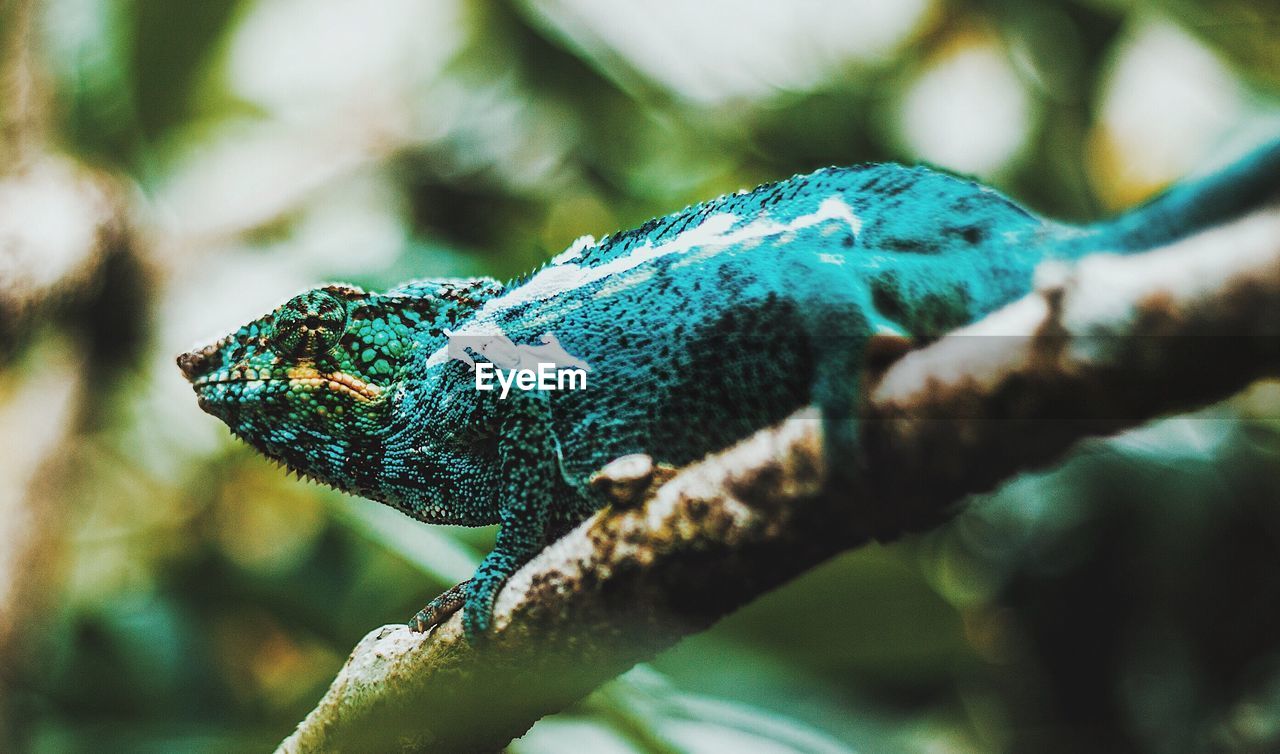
[409,579,471,633]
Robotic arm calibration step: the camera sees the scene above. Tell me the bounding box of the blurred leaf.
[131,0,240,139]
[332,495,481,585]
[1159,0,1280,88]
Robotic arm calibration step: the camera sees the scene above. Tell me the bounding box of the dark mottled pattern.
[178,141,1280,639]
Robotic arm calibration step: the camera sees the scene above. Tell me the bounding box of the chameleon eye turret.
[270,289,349,359]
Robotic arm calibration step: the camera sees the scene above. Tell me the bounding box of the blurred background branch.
[1,0,46,162]
[0,0,144,747]
[278,204,1280,752]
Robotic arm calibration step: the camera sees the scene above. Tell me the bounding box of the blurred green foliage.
[4,0,1280,751]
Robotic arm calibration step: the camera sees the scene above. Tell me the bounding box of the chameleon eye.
[271,290,349,358]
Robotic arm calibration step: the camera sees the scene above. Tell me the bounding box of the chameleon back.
[439,163,1059,479]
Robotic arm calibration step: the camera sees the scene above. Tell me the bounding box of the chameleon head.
[177,280,487,487]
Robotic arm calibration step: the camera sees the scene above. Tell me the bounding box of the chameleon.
[177,139,1280,640]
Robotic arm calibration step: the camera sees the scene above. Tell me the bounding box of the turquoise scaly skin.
[178,141,1280,639]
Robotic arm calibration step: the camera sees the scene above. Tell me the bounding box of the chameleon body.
[178,141,1280,638]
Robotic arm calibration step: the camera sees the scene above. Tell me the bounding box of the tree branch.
[277,205,1280,753]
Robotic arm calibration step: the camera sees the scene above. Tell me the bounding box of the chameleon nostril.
[177,341,228,382]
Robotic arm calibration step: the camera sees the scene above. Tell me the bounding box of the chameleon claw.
[408,579,470,633]
[408,610,434,634]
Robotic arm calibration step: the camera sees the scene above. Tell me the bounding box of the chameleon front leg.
[406,363,586,639]
[461,506,547,639]
[405,431,563,637]
[466,387,579,640]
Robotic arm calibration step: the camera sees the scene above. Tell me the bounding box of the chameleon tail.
[1092,137,1280,253]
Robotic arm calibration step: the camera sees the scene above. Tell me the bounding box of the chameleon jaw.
[193,365,383,403]
[284,365,383,402]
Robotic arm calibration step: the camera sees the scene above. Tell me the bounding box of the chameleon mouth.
[259,449,345,491]
[193,366,383,402]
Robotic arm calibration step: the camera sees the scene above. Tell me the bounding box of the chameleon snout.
[176,351,203,381]
[176,346,219,382]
